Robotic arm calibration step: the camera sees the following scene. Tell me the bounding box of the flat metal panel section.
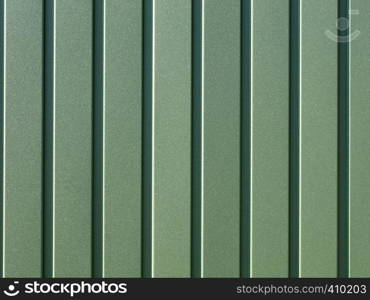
[201,0,240,277]
[300,0,338,277]
[45,0,93,277]
[1,0,43,277]
[349,0,370,277]
[250,0,289,277]
[151,0,191,277]
[100,0,142,278]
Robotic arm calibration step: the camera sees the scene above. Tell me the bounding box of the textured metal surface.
[0,0,369,278]
[44,0,93,277]
[197,0,240,277]
[93,0,142,278]
[151,0,192,277]
[300,0,338,277]
[350,0,370,277]
[0,0,43,277]
[249,0,290,277]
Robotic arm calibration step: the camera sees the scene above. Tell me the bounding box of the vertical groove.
[43,0,54,278]
[92,0,104,278]
[289,0,301,278]
[191,0,202,278]
[0,0,4,279]
[240,0,251,278]
[338,0,350,278]
[142,0,153,278]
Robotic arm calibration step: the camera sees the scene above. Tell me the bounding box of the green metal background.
[0,0,368,278]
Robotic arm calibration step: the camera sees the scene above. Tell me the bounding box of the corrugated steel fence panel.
[0,0,369,278]
[198,0,241,278]
[350,0,370,278]
[94,0,143,278]
[45,0,93,278]
[248,0,289,277]
[300,0,338,277]
[1,0,43,277]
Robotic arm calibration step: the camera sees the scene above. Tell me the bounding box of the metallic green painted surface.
[1,0,43,277]
[48,0,93,277]
[101,0,142,278]
[1,0,369,279]
[349,0,370,277]
[300,0,337,277]
[250,0,289,277]
[201,0,240,277]
[337,0,350,277]
[152,0,191,277]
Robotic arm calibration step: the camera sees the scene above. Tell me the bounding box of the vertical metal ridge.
[43,0,55,278]
[0,0,5,278]
[191,0,203,279]
[338,0,350,278]
[289,0,301,278]
[142,0,154,278]
[240,0,251,278]
[92,0,105,278]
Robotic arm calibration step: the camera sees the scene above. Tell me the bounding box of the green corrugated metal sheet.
[93,0,143,278]
[0,0,369,278]
[1,0,43,277]
[45,0,93,278]
[350,0,370,278]
[300,0,338,277]
[249,0,289,277]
